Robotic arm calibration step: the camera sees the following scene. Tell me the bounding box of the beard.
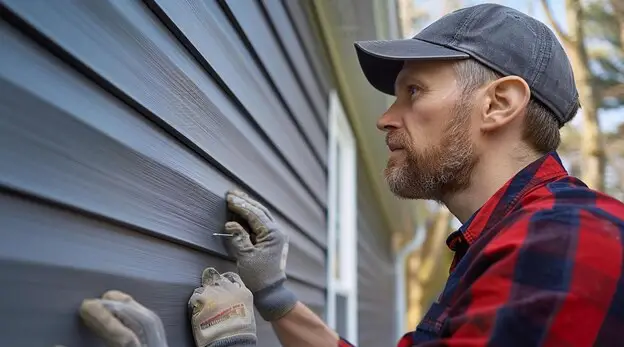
[384,99,478,202]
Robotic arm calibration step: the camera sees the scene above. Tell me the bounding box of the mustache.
[385,131,409,149]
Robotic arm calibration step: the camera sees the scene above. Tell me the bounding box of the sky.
[411,0,624,133]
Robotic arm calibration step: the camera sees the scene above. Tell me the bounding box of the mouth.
[386,139,403,151]
[386,133,405,152]
[387,145,403,152]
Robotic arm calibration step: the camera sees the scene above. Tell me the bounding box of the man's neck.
[443,150,543,224]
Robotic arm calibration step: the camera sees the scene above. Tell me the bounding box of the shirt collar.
[446,151,569,252]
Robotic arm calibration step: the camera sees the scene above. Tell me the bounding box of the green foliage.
[584,0,624,109]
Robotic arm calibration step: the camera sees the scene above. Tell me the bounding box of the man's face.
[377,60,479,201]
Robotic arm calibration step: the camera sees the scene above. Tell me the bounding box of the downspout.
[394,223,426,340]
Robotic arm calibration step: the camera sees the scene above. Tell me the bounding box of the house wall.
[0,0,398,345]
[0,0,330,345]
[356,154,397,346]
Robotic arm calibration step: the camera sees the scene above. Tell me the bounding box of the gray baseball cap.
[354,3,579,127]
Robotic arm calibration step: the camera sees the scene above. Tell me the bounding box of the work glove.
[224,189,297,321]
[79,290,169,347]
[189,267,257,347]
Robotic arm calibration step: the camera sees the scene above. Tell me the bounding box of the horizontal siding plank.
[0,192,324,346]
[357,170,396,346]
[148,0,327,201]
[357,224,396,347]
[0,24,326,289]
[0,0,327,236]
[260,0,329,129]
[281,0,334,100]
[222,0,327,161]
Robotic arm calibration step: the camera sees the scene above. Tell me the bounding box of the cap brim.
[354,39,469,95]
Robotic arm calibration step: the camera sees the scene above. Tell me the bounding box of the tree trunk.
[609,0,624,50]
[565,0,606,191]
[406,207,453,328]
[397,0,415,38]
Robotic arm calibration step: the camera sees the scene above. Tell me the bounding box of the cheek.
[404,102,452,148]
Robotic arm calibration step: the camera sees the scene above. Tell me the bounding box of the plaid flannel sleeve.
[339,332,413,346]
[338,337,355,346]
[423,208,623,346]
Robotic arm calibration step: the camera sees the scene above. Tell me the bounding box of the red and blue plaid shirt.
[339,151,624,346]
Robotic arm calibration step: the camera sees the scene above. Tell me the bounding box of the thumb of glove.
[224,222,254,257]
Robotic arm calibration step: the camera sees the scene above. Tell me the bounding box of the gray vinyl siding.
[0,0,331,345]
[357,155,397,347]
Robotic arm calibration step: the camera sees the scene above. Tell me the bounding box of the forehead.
[395,60,458,87]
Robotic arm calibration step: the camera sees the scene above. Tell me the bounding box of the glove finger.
[201,267,237,288]
[102,289,160,321]
[102,290,156,322]
[224,222,254,256]
[188,289,206,317]
[201,267,222,286]
[188,285,222,318]
[100,300,146,339]
[228,189,274,222]
[79,299,141,347]
[102,290,134,303]
[222,271,245,288]
[202,268,240,294]
[227,195,272,234]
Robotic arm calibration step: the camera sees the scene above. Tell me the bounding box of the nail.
[213,233,234,237]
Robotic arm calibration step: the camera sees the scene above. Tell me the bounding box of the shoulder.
[496,206,623,247]
[498,177,624,247]
[490,206,624,278]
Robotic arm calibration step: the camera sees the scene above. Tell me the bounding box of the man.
[80,3,624,347]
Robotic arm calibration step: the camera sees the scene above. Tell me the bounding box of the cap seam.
[450,7,482,46]
[533,25,565,125]
[529,21,549,87]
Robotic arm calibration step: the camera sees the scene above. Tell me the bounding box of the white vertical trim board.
[326,90,358,345]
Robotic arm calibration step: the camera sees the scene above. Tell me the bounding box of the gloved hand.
[188,267,257,347]
[224,189,297,321]
[79,290,169,347]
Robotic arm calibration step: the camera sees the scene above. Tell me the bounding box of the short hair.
[452,59,573,154]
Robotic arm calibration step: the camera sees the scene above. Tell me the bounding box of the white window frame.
[326,90,358,344]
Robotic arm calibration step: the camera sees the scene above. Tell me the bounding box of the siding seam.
[255,0,329,141]
[280,0,334,104]
[0,187,328,291]
[143,0,326,210]
[0,4,325,249]
[216,0,327,171]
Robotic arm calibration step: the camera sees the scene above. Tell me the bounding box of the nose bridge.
[377,100,400,132]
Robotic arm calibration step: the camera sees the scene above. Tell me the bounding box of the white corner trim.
[327,90,358,345]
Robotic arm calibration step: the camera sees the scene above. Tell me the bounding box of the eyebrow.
[394,72,424,93]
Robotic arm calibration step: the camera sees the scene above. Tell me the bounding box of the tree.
[608,0,623,50]
[584,0,624,108]
[397,0,430,38]
[604,125,624,200]
[406,205,453,329]
[541,0,607,191]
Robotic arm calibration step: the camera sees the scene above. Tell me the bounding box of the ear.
[480,76,530,132]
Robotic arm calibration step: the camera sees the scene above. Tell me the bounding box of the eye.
[407,85,420,98]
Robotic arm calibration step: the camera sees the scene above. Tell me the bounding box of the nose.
[377,103,401,132]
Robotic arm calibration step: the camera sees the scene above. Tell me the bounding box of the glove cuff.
[206,334,257,347]
[253,279,297,321]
